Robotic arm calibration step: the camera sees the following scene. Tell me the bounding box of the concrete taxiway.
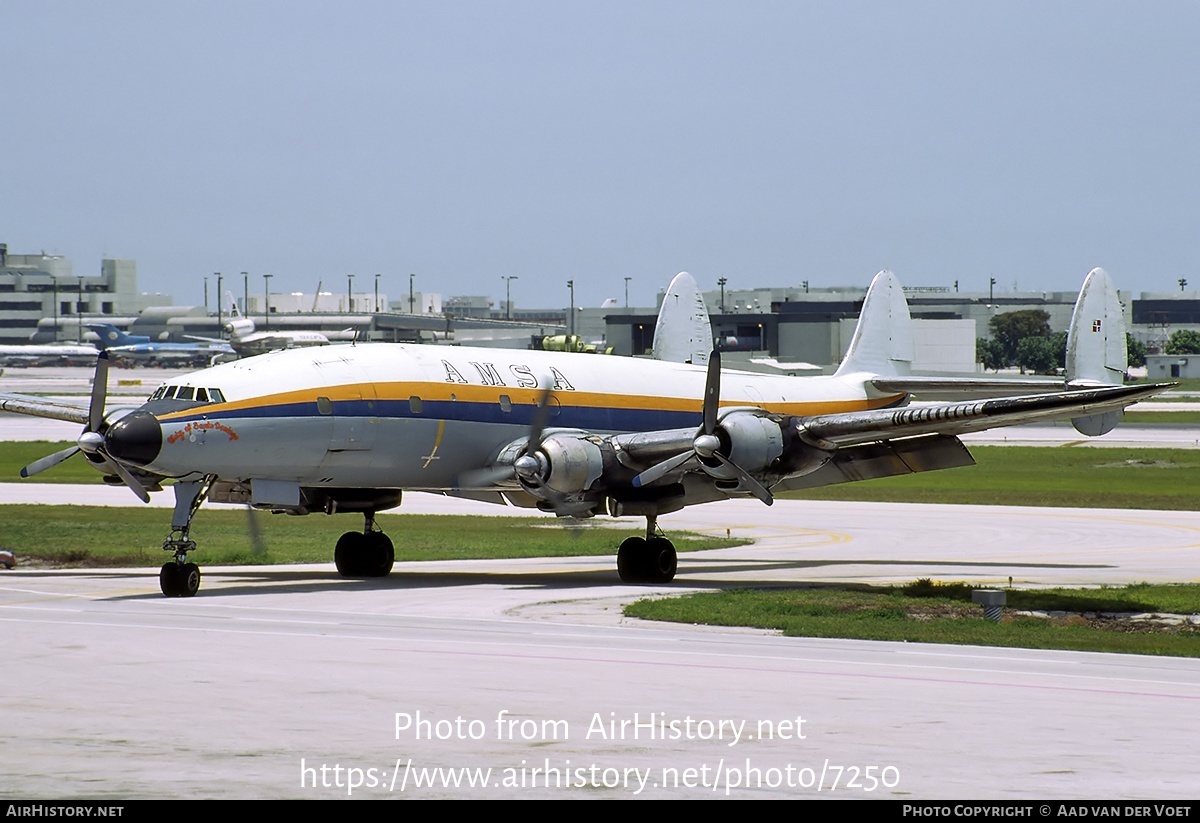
[2,492,1199,799]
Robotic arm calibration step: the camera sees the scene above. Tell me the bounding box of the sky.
[3,1,1199,309]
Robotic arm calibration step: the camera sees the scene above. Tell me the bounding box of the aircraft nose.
[104,410,162,467]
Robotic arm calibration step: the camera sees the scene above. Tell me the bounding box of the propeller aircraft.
[0,268,1168,597]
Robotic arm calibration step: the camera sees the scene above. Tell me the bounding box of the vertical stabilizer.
[653,271,713,366]
[834,270,914,377]
[1066,267,1128,435]
[1066,267,1127,386]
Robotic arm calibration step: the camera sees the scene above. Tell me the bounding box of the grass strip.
[625,582,1200,657]
[0,505,747,567]
[781,446,1200,509]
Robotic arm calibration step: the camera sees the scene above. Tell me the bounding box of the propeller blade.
[714,453,774,506]
[246,505,268,556]
[632,450,695,488]
[456,464,517,488]
[88,352,111,433]
[20,445,80,478]
[525,385,554,455]
[703,349,721,435]
[99,454,151,503]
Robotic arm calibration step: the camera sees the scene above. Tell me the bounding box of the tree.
[988,310,1052,364]
[1016,336,1059,375]
[976,338,1006,372]
[1164,329,1200,355]
[1126,334,1147,368]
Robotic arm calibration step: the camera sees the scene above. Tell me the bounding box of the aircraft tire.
[180,563,201,597]
[644,537,677,584]
[617,536,648,583]
[334,531,367,577]
[160,562,202,597]
[366,532,395,577]
[159,563,179,596]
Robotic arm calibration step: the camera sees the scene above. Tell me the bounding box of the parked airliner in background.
[189,292,329,357]
[88,324,235,367]
[0,341,99,367]
[0,268,1166,597]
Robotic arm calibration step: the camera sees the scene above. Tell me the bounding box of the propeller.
[20,352,151,502]
[456,384,555,488]
[632,350,774,505]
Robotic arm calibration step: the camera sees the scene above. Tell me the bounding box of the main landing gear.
[616,515,678,584]
[334,512,395,578]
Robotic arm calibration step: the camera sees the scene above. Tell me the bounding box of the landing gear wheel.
[160,562,201,597]
[364,532,394,577]
[334,531,367,577]
[180,563,201,597]
[644,537,677,583]
[160,562,179,596]
[617,536,648,583]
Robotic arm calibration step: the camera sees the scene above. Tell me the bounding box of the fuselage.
[113,343,905,489]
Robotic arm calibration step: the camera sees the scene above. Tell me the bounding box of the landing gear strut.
[159,477,213,597]
[616,515,677,584]
[334,512,395,578]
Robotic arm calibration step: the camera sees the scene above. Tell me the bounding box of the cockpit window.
[151,385,225,404]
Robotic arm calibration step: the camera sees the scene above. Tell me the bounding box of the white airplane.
[0,341,99,367]
[0,268,1167,598]
[190,292,330,357]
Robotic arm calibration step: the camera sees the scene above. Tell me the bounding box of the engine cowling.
[518,434,605,496]
[698,411,784,482]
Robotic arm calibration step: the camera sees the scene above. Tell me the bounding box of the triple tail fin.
[834,270,914,378]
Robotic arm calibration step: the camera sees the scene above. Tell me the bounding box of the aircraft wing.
[869,375,1066,400]
[0,393,90,426]
[600,380,1173,508]
[796,382,1169,447]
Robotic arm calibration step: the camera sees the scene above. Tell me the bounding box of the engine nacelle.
[699,411,784,482]
[523,434,606,496]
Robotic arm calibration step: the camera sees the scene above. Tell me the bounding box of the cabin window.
[177,387,195,401]
[209,389,225,404]
[149,387,165,401]
[317,396,333,415]
[498,394,512,413]
[195,388,209,402]
[409,396,423,414]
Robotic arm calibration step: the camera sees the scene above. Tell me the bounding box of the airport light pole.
[242,272,249,317]
[77,277,83,342]
[52,278,58,341]
[263,274,273,331]
[347,274,355,313]
[624,276,631,308]
[503,276,518,320]
[216,273,223,338]
[567,279,575,338]
[717,277,727,313]
[374,274,381,313]
[409,273,416,314]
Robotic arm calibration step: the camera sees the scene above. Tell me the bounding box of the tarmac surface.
[2,366,1199,799]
